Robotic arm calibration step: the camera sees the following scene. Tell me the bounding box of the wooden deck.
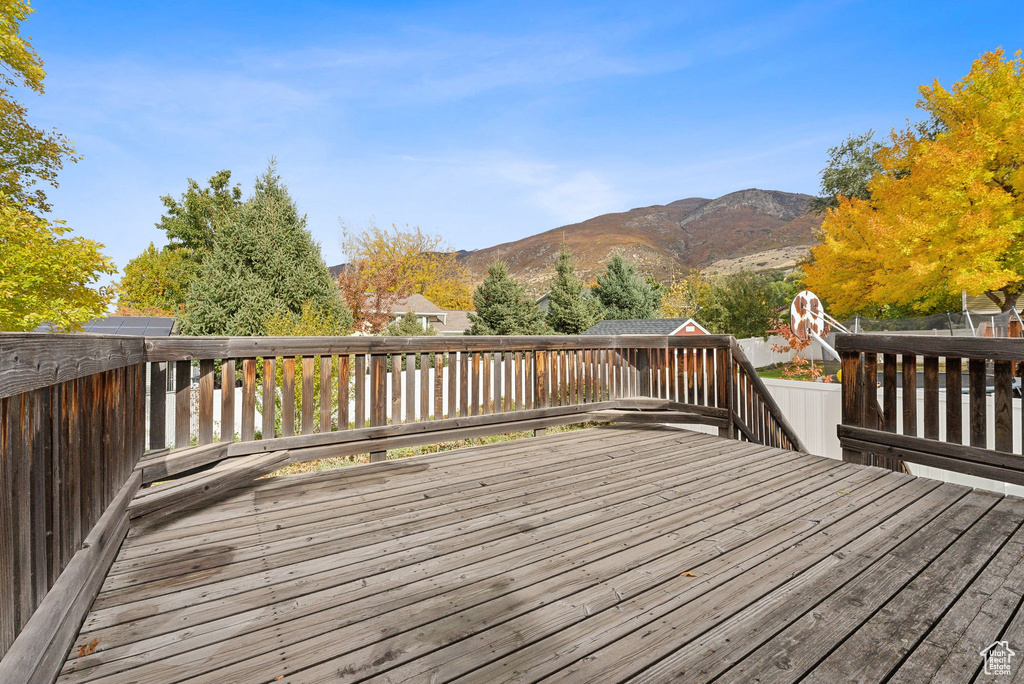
[56,425,1024,683]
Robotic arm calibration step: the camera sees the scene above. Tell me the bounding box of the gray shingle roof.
[582,318,691,335]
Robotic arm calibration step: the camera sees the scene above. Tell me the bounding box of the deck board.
[56,425,1024,683]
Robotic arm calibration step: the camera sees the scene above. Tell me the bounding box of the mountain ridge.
[457,188,819,291]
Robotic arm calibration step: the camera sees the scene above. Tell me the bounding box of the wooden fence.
[0,332,801,682]
[838,334,1024,484]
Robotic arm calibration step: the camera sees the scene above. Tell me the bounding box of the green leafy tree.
[700,270,791,339]
[467,262,548,335]
[157,169,243,256]
[116,242,193,315]
[0,1,112,331]
[0,0,79,214]
[181,162,351,336]
[592,255,661,320]
[808,131,883,213]
[385,311,438,336]
[545,248,604,334]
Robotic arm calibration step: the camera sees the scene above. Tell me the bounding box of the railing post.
[718,348,734,439]
[369,354,387,463]
[841,350,865,464]
[637,348,651,397]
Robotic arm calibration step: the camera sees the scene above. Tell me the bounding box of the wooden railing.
[0,334,146,680]
[838,334,1024,484]
[0,332,801,681]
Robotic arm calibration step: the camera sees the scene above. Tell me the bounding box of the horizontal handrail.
[835,333,1024,361]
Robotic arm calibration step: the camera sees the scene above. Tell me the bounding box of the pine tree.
[546,248,603,334]
[181,162,351,336]
[593,255,661,319]
[467,262,548,335]
[385,311,437,336]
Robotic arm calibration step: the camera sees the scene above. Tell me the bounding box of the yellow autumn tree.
[0,196,116,330]
[806,49,1024,316]
[341,223,473,310]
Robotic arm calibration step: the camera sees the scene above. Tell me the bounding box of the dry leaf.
[77,638,99,658]
[838,490,850,495]
[274,677,284,682]
[680,571,697,577]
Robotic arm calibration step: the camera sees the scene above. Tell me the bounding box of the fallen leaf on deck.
[77,638,99,658]
[680,571,697,577]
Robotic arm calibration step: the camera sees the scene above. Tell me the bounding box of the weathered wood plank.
[220,360,235,443]
[173,361,190,449]
[148,362,166,451]
[281,357,295,438]
[261,358,274,439]
[301,356,314,435]
[945,356,961,443]
[337,355,350,430]
[240,359,257,442]
[0,333,146,399]
[198,359,214,446]
[994,359,1013,452]
[319,356,332,433]
[969,357,986,448]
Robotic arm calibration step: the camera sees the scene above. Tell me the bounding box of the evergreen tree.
[593,255,661,320]
[545,248,603,334]
[467,262,548,335]
[385,311,437,336]
[181,162,351,336]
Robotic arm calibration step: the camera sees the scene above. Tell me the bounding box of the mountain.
[458,189,819,291]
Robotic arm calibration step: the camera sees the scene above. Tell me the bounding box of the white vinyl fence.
[761,377,1024,497]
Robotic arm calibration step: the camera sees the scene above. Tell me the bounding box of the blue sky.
[25,1,1023,275]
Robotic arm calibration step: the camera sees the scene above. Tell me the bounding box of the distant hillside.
[459,189,819,292]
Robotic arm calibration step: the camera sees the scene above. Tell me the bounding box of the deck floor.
[57,425,1024,683]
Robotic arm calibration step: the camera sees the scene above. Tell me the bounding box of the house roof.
[392,293,446,314]
[433,310,474,334]
[582,318,698,335]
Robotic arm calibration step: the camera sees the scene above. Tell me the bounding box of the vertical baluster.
[535,350,548,408]
[391,354,402,424]
[281,357,295,437]
[459,352,469,417]
[320,355,333,433]
[354,354,366,429]
[220,359,235,442]
[262,358,275,438]
[945,357,961,443]
[241,358,256,441]
[503,352,512,412]
[419,353,429,421]
[338,354,350,430]
[482,352,492,413]
[198,359,214,445]
[968,358,986,448]
[174,360,190,448]
[301,356,315,435]
[515,352,524,410]
[922,356,939,440]
[406,353,416,422]
[447,352,458,418]
[370,354,387,462]
[694,349,705,406]
[994,360,1013,452]
[149,361,167,450]
[882,354,897,432]
[901,354,917,436]
[434,353,444,419]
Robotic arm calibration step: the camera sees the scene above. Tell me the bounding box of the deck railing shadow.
[0,332,801,682]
